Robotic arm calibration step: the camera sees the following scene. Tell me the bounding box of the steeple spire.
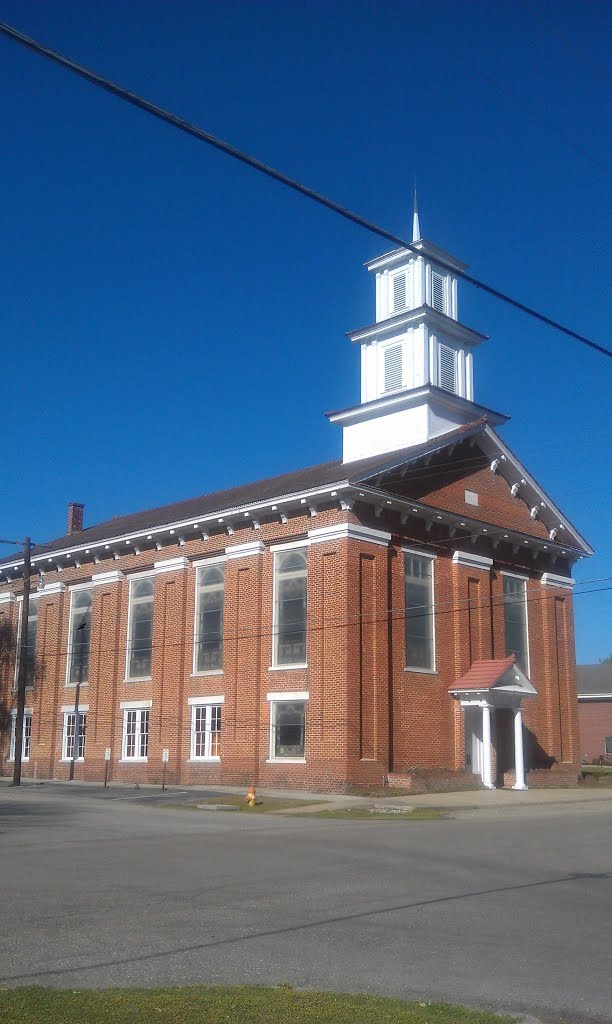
[412,185,421,242]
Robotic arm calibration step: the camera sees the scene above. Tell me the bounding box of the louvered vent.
[439,345,456,393]
[432,273,445,313]
[384,345,403,392]
[392,274,407,312]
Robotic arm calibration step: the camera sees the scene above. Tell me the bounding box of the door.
[464,708,483,779]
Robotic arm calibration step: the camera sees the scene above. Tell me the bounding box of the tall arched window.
[273,549,307,666]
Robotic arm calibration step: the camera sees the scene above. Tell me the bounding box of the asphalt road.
[0,783,610,1024]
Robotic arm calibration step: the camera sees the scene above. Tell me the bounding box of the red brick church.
[0,208,592,790]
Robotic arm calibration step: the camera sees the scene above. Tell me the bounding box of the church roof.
[448,657,537,696]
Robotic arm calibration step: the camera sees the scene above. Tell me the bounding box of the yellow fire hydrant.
[245,785,257,808]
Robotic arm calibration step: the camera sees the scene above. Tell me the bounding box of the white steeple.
[412,187,421,242]
[327,203,507,463]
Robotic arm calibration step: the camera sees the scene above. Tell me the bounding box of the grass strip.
[0,985,513,1023]
[306,807,449,820]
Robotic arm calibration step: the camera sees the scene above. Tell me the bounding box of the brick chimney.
[67,502,85,535]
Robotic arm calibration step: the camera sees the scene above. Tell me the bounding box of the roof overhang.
[326,386,508,429]
[365,239,468,275]
[347,306,487,347]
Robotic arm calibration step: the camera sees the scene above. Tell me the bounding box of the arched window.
[274,549,307,666]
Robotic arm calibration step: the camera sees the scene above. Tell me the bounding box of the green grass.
[0,985,513,1023]
[306,806,449,821]
[162,795,322,813]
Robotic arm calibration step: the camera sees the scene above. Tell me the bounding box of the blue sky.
[0,1,610,661]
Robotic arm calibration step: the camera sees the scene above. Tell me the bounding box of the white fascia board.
[483,426,593,556]
[308,523,391,547]
[120,699,153,710]
[39,581,67,595]
[365,241,468,275]
[154,556,189,574]
[453,550,493,570]
[225,541,265,560]
[351,483,582,559]
[266,691,309,702]
[188,695,225,705]
[541,573,576,589]
[347,309,486,348]
[91,570,125,587]
[14,485,351,573]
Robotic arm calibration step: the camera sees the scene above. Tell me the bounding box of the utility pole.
[69,621,86,781]
[12,536,31,787]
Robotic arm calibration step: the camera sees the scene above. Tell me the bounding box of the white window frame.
[501,572,530,676]
[65,587,93,688]
[8,709,32,761]
[121,704,151,761]
[188,695,224,761]
[266,691,308,764]
[125,575,155,681]
[272,546,308,669]
[404,549,436,673]
[193,562,225,676]
[61,710,87,762]
[14,596,39,690]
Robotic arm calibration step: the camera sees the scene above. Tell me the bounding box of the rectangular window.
[432,272,446,313]
[126,578,154,680]
[122,707,149,760]
[392,273,407,313]
[405,554,435,671]
[9,711,32,761]
[190,703,222,760]
[503,576,529,673]
[273,549,307,666]
[605,736,612,755]
[438,344,456,393]
[62,712,87,761]
[14,599,38,689]
[383,343,403,392]
[270,700,306,760]
[67,590,93,685]
[194,564,224,672]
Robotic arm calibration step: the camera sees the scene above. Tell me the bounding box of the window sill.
[60,758,84,763]
[118,758,148,763]
[266,757,306,765]
[188,757,221,763]
[404,667,438,675]
[65,682,89,688]
[191,669,224,678]
[268,664,308,672]
[122,678,152,684]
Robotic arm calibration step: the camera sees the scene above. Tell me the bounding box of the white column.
[512,706,528,790]
[482,704,494,789]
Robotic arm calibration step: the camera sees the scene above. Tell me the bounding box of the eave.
[347,305,487,347]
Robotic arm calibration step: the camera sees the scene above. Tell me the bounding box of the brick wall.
[578,701,612,761]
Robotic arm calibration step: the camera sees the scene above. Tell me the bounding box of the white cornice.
[225,541,265,560]
[452,550,493,571]
[39,581,67,595]
[154,556,189,575]
[347,307,486,347]
[0,592,16,604]
[540,573,575,589]
[91,570,125,587]
[308,523,391,547]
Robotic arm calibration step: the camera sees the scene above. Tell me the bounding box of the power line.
[0,20,609,359]
[2,578,609,666]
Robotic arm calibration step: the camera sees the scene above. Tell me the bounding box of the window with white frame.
[605,736,612,755]
[273,549,307,666]
[190,701,222,760]
[67,589,93,685]
[122,706,150,760]
[392,272,407,313]
[126,577,154,680]
[194,564,224,673]
[405,554,435,671]
[62,711,87,761]
[438,344,456,393]
[270,699,306,760]
[503,575,529,673]
[432,272,446,314]
[14,598,39,689]
[9,711,32,761]
[383,343,403,393]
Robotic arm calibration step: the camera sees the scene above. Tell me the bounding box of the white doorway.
[464,708,483,779]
